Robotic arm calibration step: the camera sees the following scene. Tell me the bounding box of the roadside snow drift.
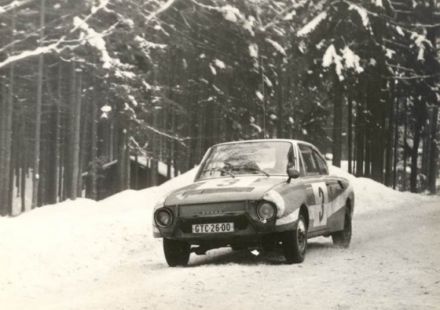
[1,166,439,310]
[329,165,429,215]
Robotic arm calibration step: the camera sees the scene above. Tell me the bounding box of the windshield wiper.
[220,167,236,178]
[201,167,236,178]
[243,166,270,177]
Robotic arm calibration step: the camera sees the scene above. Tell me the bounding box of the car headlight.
[256,201,276,222]
[154,208,173,227]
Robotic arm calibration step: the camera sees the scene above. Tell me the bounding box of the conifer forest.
[0,0,439,216]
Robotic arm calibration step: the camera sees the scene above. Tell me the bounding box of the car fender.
[326,177,355,232]
[265,180,307,230]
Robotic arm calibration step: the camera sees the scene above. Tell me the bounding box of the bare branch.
[141,122,187,146]
[145,0,177,24]
[384,73,440,80]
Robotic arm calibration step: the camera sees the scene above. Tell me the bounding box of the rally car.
[153,139,354,266]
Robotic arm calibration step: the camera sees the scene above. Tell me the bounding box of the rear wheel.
[332,210,352,248]
[163,238,190,267]
[283,214,307,264]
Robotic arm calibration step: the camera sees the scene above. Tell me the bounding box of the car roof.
[211,139,314,148]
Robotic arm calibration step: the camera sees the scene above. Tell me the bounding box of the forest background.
[0,0,439,216]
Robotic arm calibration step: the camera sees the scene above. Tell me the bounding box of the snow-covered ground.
[1,166,439,310]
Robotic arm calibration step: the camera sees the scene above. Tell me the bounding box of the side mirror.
[287,167,300,183]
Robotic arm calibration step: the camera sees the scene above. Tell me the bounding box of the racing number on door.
[311,182,329,226]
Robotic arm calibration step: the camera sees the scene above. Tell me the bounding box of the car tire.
[163,238,191,267]
[283,214,307,264]
[331,209,352,248]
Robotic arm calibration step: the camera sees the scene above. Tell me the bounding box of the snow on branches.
[265,38,287,56]
[410,32,432,62]
[348,4,372,31]
[341,46,363,73]
[73,17,115,69]
[323,45,363,80]
[297,12,327,37]
[0,0,178,70]
[372,0,383,8]
[0,0,32,15]
[191,0,256,36]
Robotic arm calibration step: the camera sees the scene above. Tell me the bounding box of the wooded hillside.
[0,0,439,216]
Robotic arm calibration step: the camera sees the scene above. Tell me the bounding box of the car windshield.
[197,141,294,180]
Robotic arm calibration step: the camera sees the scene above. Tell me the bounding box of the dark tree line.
[0,0,439,216]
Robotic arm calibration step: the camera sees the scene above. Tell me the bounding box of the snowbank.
[1,162,438,309]
[1,164,429,228]
[329,165,429,215]
[0,167,198,308]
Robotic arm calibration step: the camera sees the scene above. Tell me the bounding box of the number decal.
[197,177,259,189]
[310,182,329,226]
[318,187,325,222]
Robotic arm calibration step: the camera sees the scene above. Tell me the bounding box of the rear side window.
[312,150,328,175]
[299,144,320,175]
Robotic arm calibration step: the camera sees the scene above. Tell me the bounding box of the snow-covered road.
[1,169,440,310]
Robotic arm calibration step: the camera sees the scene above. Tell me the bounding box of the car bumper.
[153,201,296,244]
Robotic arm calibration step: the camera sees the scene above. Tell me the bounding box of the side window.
[299,144,320,175]
[312,150,328,175]
[287,145,295,168]
[298,151,306,175]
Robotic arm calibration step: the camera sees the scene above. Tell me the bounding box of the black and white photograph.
[1,0,439,309]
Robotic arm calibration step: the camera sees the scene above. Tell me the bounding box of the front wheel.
[282,214,307,264]
[331,210,352,248]
[163,238,191,267]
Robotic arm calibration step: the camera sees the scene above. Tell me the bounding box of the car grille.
[177,201,249,233]
[178,201,246,218]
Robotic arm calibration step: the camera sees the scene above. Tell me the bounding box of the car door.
[298,144,330,234]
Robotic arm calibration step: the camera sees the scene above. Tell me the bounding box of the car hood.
[164,176,286,206]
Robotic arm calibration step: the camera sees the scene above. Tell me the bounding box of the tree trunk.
[71,69,82,199]
[150,108,159,186]
[347,98,353,174]
[20,130,27,213]
[2,9,16,215]
[1,58,15,214]
[428,106,438,193]
[355,94,365,176]
[392,98,399,189]
[332,81,343,167]
[384,90,395,187]
[402,99,408,191]
[276,58,284,138]
[369,78,385,183]
[0,80,7,215]
[410,98,426,193]
[119,128,130,190]
[410,122,422,193]
[90,87,98,200]
[78,79,89,198]
[427,2,439,193]
[32,0,46,209]
[63,63,76,200]
[52,62,62,203]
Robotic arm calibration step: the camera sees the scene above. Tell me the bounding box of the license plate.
[192,223,234,234]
